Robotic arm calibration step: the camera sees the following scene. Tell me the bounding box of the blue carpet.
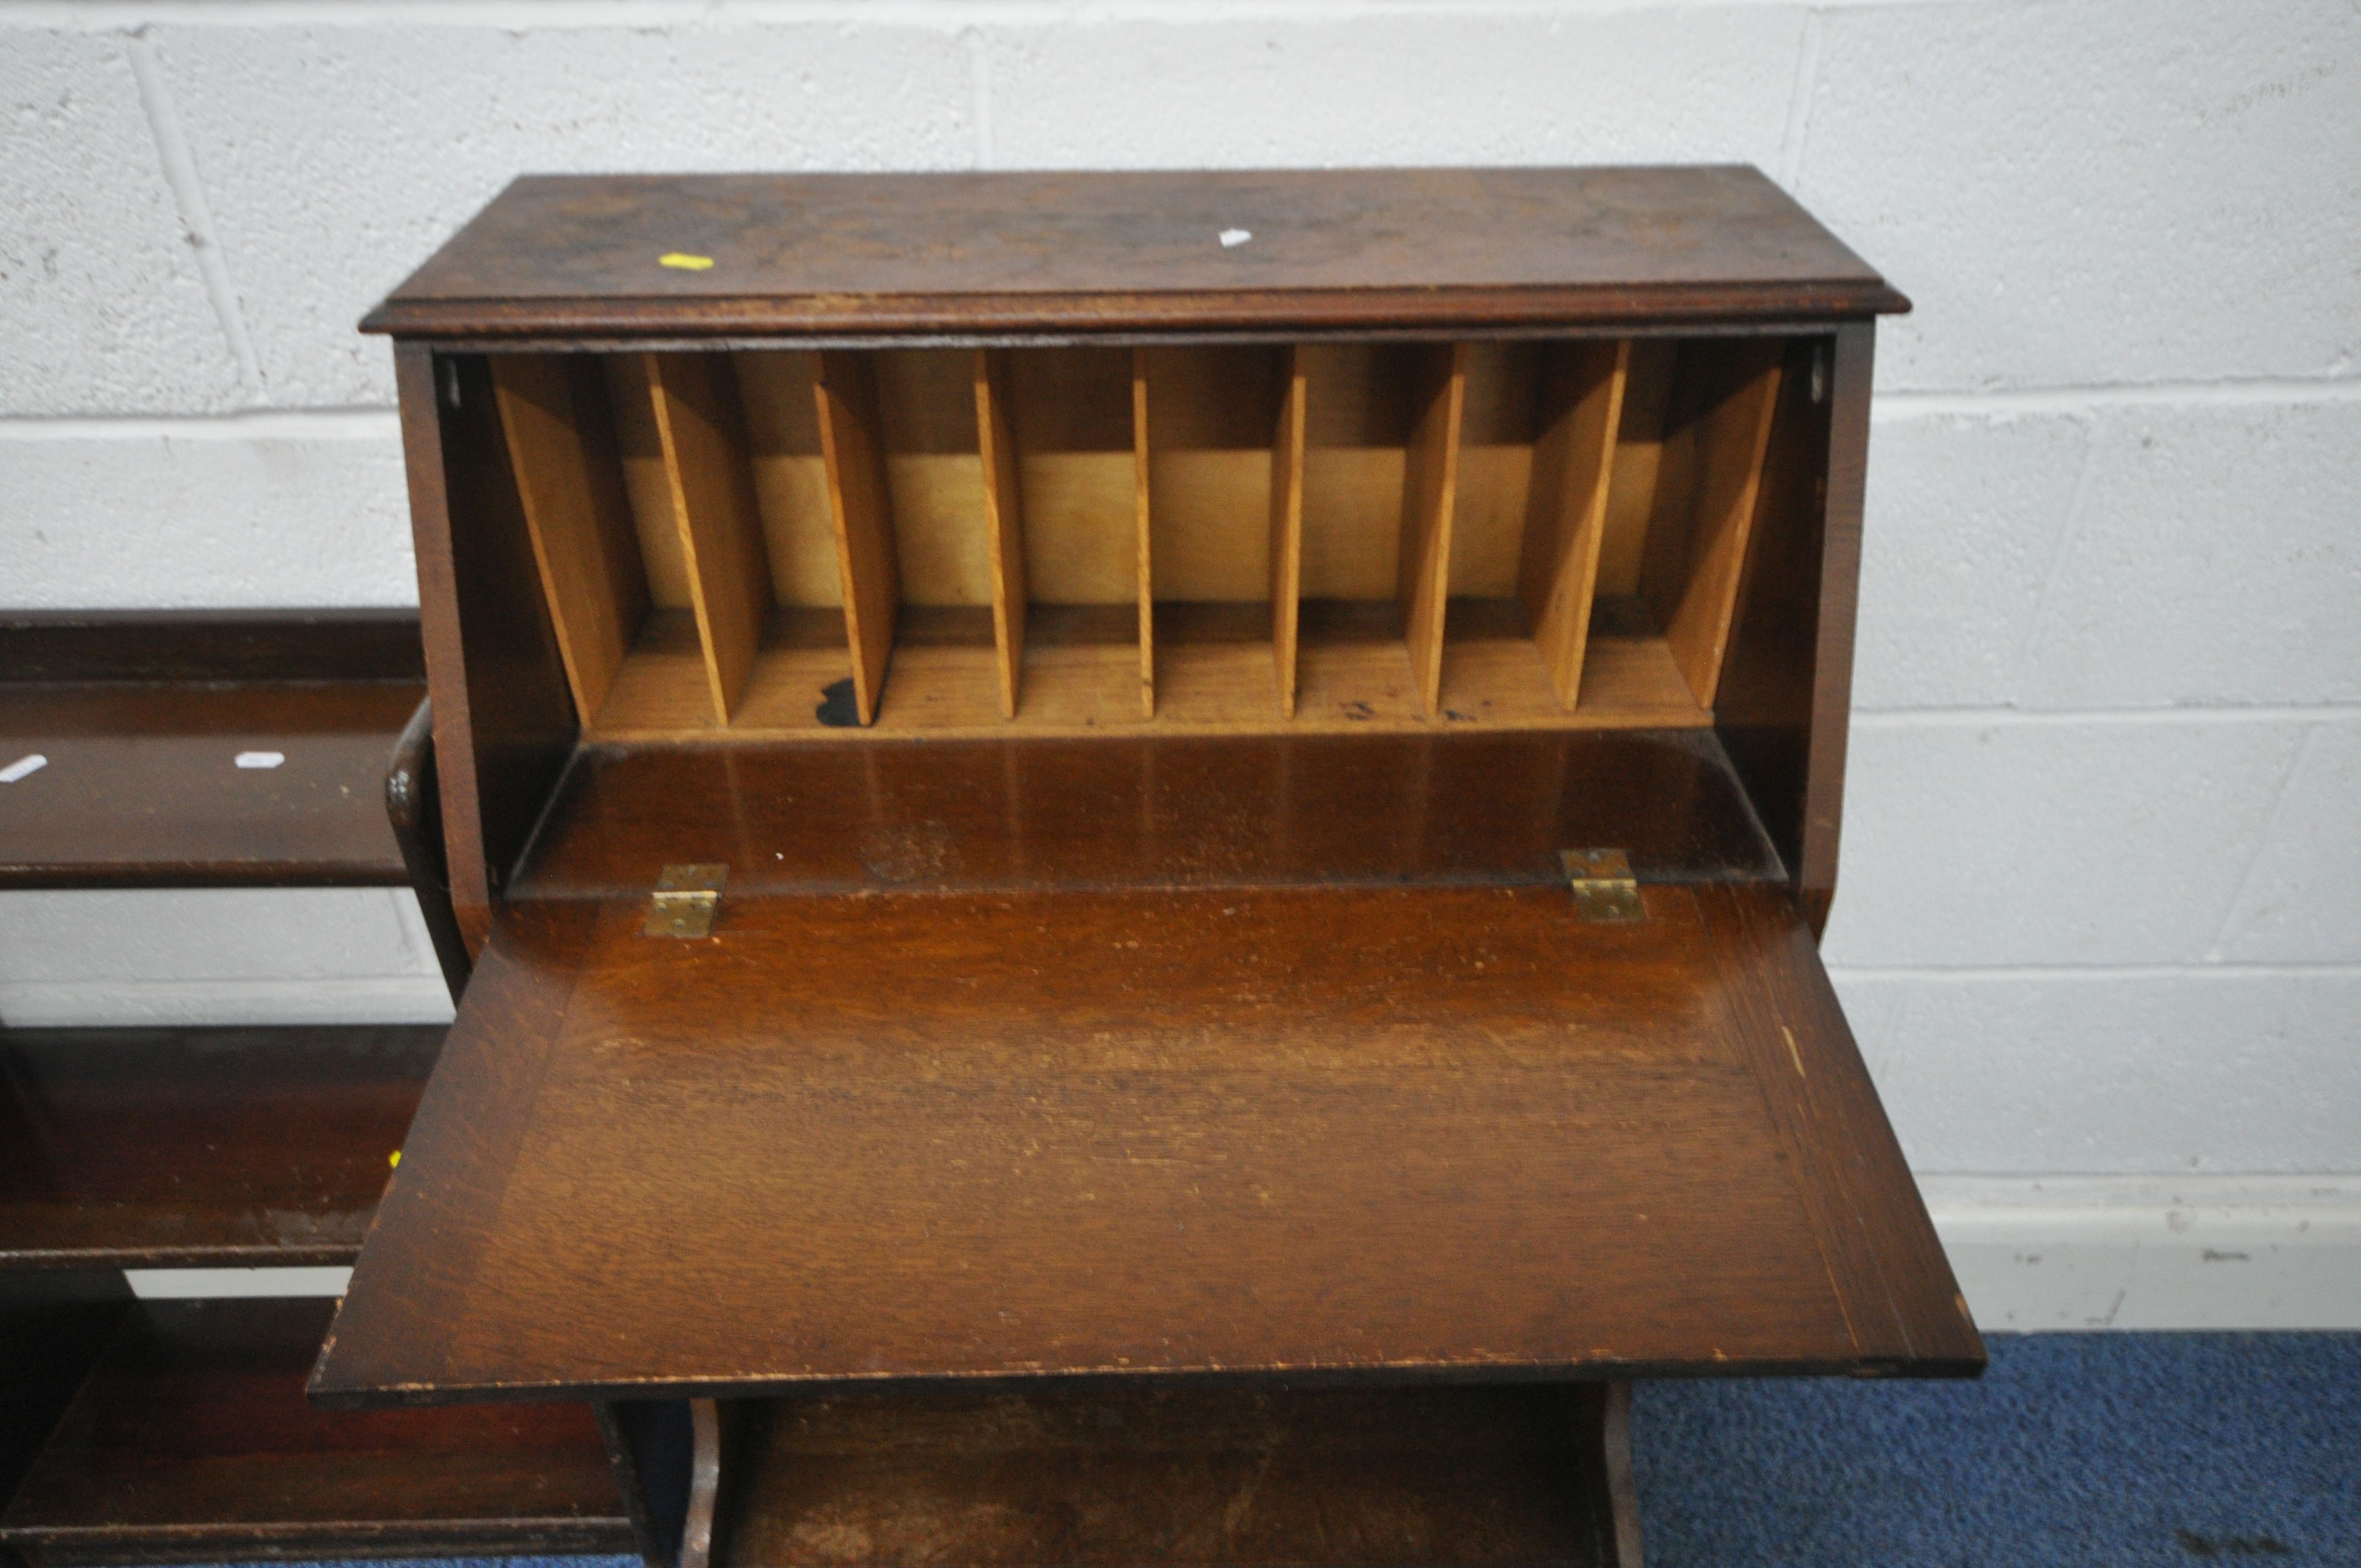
[1636,1332,2361,1566]
[184,1333,2361,1568]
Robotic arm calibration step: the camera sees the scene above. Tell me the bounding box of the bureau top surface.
[366,166,1906,339]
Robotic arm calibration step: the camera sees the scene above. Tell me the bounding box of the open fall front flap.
[313,864,1977,1406]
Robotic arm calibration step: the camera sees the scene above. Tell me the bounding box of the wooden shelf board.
[869,605,1012,731]
[1441,598,1706,730]
[514,728,1786,901]
[589,598,1701,743]
[0,1298,632,1563]
[0,682,421,889]
[1575,632,1705,721]
[717,1382,1609,1568]
[0,1026,439,1271]
[594,609,727,735]
[1016,636,1145,729]
[313,880,1981,1403]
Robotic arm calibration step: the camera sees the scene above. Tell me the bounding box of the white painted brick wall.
[0,412,411,607]
[1,30,246,413]
[2,4,2355,1252]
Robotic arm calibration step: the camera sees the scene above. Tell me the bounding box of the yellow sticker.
[659,252,715,271]
[389,1150,402,1169]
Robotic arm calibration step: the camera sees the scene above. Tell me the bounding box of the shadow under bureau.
[312,166,1983,1568]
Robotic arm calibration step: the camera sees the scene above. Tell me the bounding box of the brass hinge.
[1562,848,1644,924]
[646,863,727,938]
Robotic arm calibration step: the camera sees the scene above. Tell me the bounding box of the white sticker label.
[1219,227,1252,248]
[235,750,286,770]
[0,753,47,783]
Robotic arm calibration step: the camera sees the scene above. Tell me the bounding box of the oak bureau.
[312,167,1983,1568]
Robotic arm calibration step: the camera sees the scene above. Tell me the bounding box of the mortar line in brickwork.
[0,409,399,440]
[125,31,264,399]
[965,23,995,167]
[1826,961,2361,983]
[2202,723,2321,963]
[1875,375,2361,420]
[1,0,1995,31]
[1775,9,1821,188]
[1851,705,2361,728]
[2004,410,2098,695]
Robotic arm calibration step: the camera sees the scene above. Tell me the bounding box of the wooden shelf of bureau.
[713,1383,1630,1568]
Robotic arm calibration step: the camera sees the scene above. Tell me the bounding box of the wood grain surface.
[402,346,579,952]
[366,168,1906,339]
[714,1382,1615,1568]
[512,728,1782,899]
[0,682,420,889]
[0,1298,631,1562]
[0,1026,438,1270]
[313,875,1977,1404]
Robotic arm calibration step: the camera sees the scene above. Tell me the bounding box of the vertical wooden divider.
[1652,345,1786,708]
[1131,349,1155,718]
[1397,344,1468,716]
[814,351,901,726]
[1269,349,1308,717]
[1595,341,1679,598]
[972,351,1027,720]
[491,356,650,726]
[1516,340,1630,709]
[645,353,770,726]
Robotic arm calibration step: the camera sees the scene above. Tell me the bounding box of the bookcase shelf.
[0,1026,437,1271]
[0,1299,631,1566]
[494,334,1795,743]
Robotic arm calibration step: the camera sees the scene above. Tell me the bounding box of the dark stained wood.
[387,696,474,1000]
[1715,328,1860,936]
[0,611,422,685]
[0,683,418,889]
[0,1299,632,1564]
[313,879,1976,1406]
[0,1272,132,1533]
[398,340,492,948]
[601,1400,697,1568]
[340,175,1958,1551]
[515,729,1782,900]
[399,345,578,952]
[365,168,1906,340]
[714,1382,1612,1568]
[0,1026,438,1270]
[1695,879,1978,1362]
[1803,322,1874,935]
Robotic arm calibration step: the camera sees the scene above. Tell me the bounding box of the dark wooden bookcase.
[0,615,630,1565]
[312,167,1981,1568]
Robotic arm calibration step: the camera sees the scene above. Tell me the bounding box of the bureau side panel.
[400,344,578,951]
